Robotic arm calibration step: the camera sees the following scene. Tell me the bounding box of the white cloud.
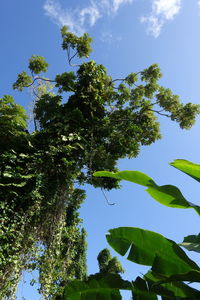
[43,0,133,35]
[100,31,114,43]
[141,0,182,38]
[98,0,133,14]
[100,31,122,44]
[79,3,101,27]
[112,0,133,13]
[43,0,101,35]
[43,0,84,35]
[140,15,162,38]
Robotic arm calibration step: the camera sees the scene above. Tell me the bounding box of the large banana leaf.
[63,273,174,300]
[63,270,200,300]
[63,273,131,300]
[132,275,178,299]
[63,273,159,300]
[63,273,176,300]
[152,269,200,284]
[170,159,200,183]
[144,271,200,299]
[106,227,199,276]
[93,170,200,215]
[94,170,157,188]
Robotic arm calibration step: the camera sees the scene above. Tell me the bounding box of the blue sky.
[1,0,200,299]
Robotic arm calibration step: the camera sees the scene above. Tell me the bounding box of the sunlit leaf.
[170,159,200,183]
[93,170,157,188]
[94,170,200,215]
[106,227,199,276]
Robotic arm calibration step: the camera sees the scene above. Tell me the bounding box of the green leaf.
[106,227,199,276]
[132,273,200,299]
[63,274,132,300]
[132,277,158,299]
[145,271,200,299]
[93,170,157,188]
[180,234,200,253]
[156,269,200,284]
[94,170,200,215]
[147,183,200,215]
[170,159,200,183]
[147,184,189,207]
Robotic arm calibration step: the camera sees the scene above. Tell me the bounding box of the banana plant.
[63,160,200,299]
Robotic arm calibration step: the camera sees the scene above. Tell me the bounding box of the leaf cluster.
[61,26,92,58]
[29,55,49,74]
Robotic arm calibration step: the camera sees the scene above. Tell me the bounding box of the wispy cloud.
[100,31,122,44]
[110,0,134,13]
[43,0,82,35]
[43,0,133,35]
[79,5,101,27]
[44,0,199,39]
[141,0,182,38]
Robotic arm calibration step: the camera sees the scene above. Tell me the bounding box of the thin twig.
[69,51,78,66]
[25,77,56,88]
[151,109,170,117]
[111,78,125,83]
[27,76,76,93]
[67,48,80,67]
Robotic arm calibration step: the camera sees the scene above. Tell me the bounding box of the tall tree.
[0,26,199,299]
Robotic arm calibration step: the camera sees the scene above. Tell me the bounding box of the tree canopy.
[0,26,199,299]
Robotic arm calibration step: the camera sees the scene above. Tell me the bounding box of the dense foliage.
[0,26,199,299]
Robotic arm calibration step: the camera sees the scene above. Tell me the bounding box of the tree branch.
[111,78,125,85]
[151,109,170,117]
[67,48,80,67]
[26,76,76,93]
[25,77,56,88]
